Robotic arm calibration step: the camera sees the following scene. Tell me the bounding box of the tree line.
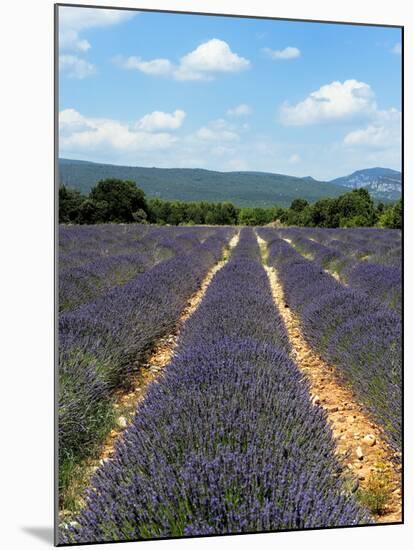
[59,178,402,229]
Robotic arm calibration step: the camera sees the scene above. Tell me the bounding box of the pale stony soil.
[59,231,240,522]
[257,234,402,524]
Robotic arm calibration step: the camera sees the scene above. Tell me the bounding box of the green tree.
[374,202,385,226]
[336,188,375,227]
[378,199,402,229]
[219,202,239,225]
[340,214,371,228]
[132,208,148,223]
[186,203,204,225]
[78,199,108,224]
[90,179,147,222]
[308,189,376,228]
[146,198,165,224]
[238,208,256,225]
[157,200,172,224]
[290,198,309,213]
[392,199,402,229]
[205,210,216,225]
[238,207,274,226]
[59,186,84,223]
[166,202,186,225]
[310,198,337,227]
[298,205,313,226]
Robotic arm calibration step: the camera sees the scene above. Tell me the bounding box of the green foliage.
[132,208,148,223]
[59,185,84,223]
[340,214,371,228]
[90,179,147,222]
[59,178,401,229]
[290,198,309,212]
[304,189,376,228]
[238,207,276,226]
[393,199,403,228]
[146,199,239,225]
[337,188,376,226]
[59,179,148,224]
[276,188,396,229]
[378,199,402,229]
[77,198,108,224]
[356,465,393,516]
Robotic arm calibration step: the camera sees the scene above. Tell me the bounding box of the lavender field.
[58,224,402,543]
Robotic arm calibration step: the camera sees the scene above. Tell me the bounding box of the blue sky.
[58,6,402,180]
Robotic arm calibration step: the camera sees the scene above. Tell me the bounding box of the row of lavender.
[284,227,401,268]
[58,226,234,497]
[259,229,401,452]
[278,228,402,314]
[59,225,218,311]
[62,229,368,544]
[298,227,401,266]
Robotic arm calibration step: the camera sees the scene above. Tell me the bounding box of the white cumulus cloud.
[59,109,177,155]
[118,56,173,76]
[195,119,239,142]
[117,39,250,81]
[136,110,186,132]
[177,39,250,78]
[280,80,377,126]
[227,104,252,117]
[263,46,301,60]
[343,109,401,150]
[344,126,389,148]
[59,55,96,79]
[59,6,134,52]
[59,108,93,135]
[59,30,91,53]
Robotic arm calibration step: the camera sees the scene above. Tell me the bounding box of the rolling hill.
[58,159,401,208]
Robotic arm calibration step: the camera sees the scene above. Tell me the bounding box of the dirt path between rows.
[59,231,240,523]
[257,234,402,524]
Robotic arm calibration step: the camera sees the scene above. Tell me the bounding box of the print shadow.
[21,526,54,544]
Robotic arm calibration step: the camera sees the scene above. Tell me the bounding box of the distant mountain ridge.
[330,167,401,201]
[58,159,401,207]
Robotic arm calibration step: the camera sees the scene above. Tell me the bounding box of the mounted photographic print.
[55,3,403,545]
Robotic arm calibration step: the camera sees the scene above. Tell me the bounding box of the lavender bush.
[61,229,369,544]
[59,225,218,311]
[259,230,401,451]
[343,262,401,313]
[277,228,401,314]
[59,228,234,490]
